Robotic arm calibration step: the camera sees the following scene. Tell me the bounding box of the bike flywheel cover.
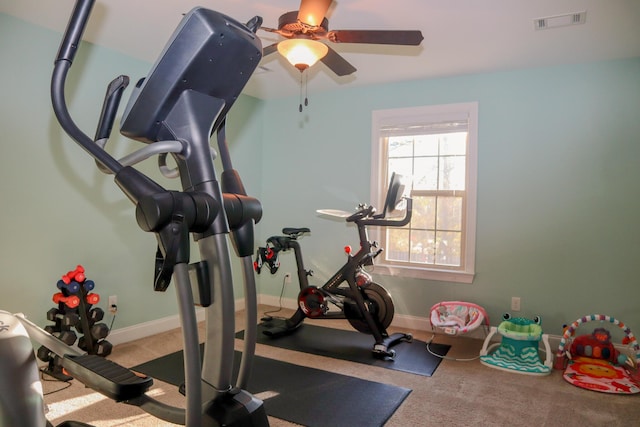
[298,286,325,318]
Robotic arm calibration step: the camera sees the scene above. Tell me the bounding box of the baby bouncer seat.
[427,301,489,361]
[480,313,552,375]
[430,301,489,336]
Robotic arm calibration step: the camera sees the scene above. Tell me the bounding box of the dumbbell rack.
[37,265,113,381]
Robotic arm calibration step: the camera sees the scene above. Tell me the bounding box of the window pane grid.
[382,131,468,270]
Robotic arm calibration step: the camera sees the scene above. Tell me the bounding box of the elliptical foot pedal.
[62,354,153,402]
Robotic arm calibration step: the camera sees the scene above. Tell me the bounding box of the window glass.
[371,103,478,283]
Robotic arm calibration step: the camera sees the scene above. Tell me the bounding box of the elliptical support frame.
[1,1,270,426]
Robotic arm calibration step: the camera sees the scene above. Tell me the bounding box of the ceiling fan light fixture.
[277,38,328,71]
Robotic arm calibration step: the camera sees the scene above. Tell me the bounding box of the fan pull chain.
[298,70,310,112]
[304,72,309,108]
[299,71,304,112]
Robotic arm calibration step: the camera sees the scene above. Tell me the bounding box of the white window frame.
[370,102,478,283]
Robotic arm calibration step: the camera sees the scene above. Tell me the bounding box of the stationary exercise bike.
[0,1,269,426]
[256,173,413,359]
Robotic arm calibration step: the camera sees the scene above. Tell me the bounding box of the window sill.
[372,264,475,284]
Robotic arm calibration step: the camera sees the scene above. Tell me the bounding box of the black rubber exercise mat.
[131,349,411,427]
[238,323,449,377]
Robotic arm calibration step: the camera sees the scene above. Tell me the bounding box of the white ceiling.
[2,0,639,100]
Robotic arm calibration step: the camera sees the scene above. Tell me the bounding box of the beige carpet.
[42,305,640,426]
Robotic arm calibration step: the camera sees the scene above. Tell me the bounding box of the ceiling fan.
[260,0,424,76]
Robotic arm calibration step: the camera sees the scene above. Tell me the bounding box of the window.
[371,102,478,283]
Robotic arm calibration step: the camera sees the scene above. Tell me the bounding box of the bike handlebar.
[346,198,413,228]
[345,204,375,223]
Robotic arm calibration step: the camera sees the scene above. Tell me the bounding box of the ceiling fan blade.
[263,43,278,56]
[297,0,332,27]
[328,30,424,45]
[321,46,357,76]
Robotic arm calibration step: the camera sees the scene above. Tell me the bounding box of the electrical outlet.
[284,273,292,284]
[511,296,521,312]
[108,295,118,314]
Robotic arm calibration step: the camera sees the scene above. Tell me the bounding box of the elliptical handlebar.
[93,75,130,173]
[55,0,93,64]
[51,0,222,232]
[51,0,124,175]
[51,0,178,202]
[52,0,182,183]
[94,75,129,143]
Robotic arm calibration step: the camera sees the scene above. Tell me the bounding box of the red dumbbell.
[62,265,85,284]
[53,292,80,309]
[85,293,100,305]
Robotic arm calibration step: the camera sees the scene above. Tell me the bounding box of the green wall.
[257,58,640,335]
[2,12,640,337]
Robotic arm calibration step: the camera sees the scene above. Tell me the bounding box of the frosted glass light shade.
[277,38,329,71]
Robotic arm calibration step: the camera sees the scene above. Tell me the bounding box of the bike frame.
[260,180,413,358]
[273,213,386,330]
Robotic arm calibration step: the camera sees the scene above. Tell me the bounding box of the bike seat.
[282,227,310,237]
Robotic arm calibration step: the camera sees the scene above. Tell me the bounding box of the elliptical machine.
[1,1,269,426]
[256,173,413,359]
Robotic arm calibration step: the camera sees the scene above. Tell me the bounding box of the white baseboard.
[257,294,297,311]
[107,308,206,346]
[106,295,594,359]
[107,299,261,346]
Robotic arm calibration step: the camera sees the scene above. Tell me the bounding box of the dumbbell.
[62,265,85,284]
[90,323,110,340]
[46,308,61,322]
[77,337,112,357]
[46,308,80,327]
[95,340,113,357]
[85,293,100,306]
[78,336,89,351]
[57,330,78,346]
[52,292,80,309]
[83,280,95,292]
[88,307,104,323]
[56,279,80,294]
[37,345,53,363]
[61,312,80,327]
[77,336,93,351]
